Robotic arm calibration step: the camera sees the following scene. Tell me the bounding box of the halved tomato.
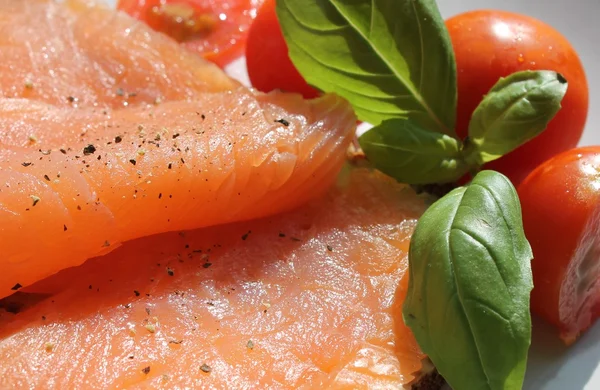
[518,146,600,344]
[118,0,262,67]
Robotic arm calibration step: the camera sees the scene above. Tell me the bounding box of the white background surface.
[104,0,599,388]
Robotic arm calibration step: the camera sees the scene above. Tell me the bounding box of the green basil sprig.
[277,0,568,186]
[403,170,533,390]
[276,0,457,135]
[358,70,567,184]
[277,1,560,389]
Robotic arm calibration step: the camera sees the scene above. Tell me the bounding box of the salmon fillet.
[0,2,434,388]
[0,0,356,298]
[0,168,427,389]
[0,90,355,299]
[0,0,237,108]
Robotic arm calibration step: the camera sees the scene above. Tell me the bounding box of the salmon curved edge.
[0,90,356,299]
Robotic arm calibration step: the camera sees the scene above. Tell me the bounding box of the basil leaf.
[276,0,457,135]
[464,70,568,166]
[359,118,468,184]
[403,170,533,390]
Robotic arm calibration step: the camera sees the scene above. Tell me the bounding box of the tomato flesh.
[245,0,319,99]
[118,0,260,67]
[447,10,589,185]
[518,147,600,344]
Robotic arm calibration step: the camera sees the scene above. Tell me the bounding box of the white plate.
[107,0,599,388]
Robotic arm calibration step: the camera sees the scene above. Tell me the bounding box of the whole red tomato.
[518,146,600,344]
[118,0,260,67]
[245,0,319,99]
[446,10,589,185]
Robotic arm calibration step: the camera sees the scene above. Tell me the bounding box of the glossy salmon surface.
[0,168,427,389]
[0,0,356,298]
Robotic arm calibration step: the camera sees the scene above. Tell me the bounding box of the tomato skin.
[117,0,258,67]
[245,0,319,99]
[518,146,600,344]
[446,10,589,185]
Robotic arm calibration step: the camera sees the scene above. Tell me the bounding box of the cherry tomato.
[446,10,589,185]
[518,146,600,344]
[117,0,260,67]
[245,0,319,98]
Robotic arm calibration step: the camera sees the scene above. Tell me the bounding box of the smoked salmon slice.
[0,90,355,299]
[0,1,431,388]
[0,0,238,108]
[0,0,356,298]
[0,168,427,389]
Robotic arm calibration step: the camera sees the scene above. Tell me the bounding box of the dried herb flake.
[30,195,40,206]
[145,324,156,333]
[44,342,55,352]
[83,144,96,155]
[200,364,212,373]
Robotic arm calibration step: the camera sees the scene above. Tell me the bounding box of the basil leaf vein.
[403,170,533,390]
[276,0,457,135]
